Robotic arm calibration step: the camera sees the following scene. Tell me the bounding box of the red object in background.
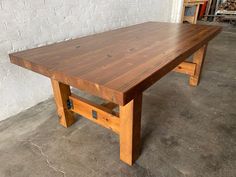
[199,2,208,18]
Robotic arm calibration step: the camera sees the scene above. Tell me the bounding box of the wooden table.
[9,22,221,165]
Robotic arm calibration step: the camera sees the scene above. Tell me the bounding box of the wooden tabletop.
[10,22,221,105]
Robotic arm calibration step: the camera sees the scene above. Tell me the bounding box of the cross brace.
[69,94,120,134]
[173,45,207,86]
[174,61,196,76]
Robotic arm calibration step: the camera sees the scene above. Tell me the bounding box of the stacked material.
[218,0,236,11]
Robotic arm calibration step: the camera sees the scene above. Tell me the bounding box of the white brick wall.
[0,0,178,121]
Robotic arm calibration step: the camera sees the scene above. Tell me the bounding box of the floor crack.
[29,141,66,177]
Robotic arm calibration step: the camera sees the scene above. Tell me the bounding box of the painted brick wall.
[0,0,175,121]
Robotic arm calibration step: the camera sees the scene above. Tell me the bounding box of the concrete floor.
[0,24,235,177]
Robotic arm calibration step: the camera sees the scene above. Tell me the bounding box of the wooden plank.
[119,94,142,165]
[9,22,221,106]
[69,94,120,134]
[189,44,208,86]
[174,61,196,76]
[51,79,76,128]
[194,4,201,24]
[181,4,186,23]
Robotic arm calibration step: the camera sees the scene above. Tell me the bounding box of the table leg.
[189,44,208,86]
[51,79,76,128]
[119,94,142,165]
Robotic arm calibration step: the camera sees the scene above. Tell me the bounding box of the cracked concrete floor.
[0,25,236,177]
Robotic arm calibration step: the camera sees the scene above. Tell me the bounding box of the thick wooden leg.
[51,79,76,128]
[189,44,208,86]
[119,94,142,165]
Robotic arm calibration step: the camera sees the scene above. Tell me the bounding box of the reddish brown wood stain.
[9,22,221,105]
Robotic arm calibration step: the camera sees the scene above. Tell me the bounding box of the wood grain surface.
[9,22,221,105]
